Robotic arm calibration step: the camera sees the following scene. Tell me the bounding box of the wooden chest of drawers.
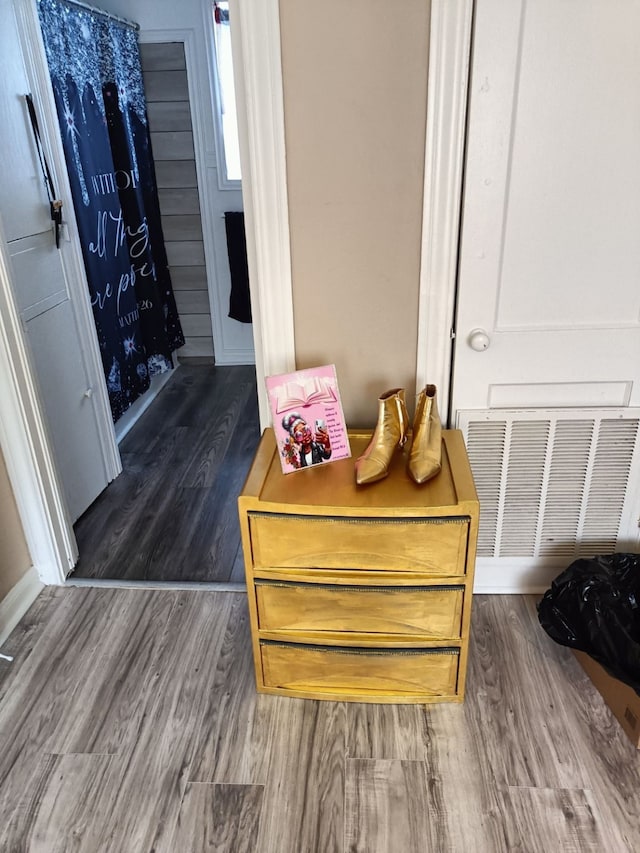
[238,428,479,703]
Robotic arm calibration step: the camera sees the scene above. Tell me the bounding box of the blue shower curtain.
[38,0,184,422]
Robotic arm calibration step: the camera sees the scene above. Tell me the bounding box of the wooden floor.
[0,588,638,852]
[73,364,260,583]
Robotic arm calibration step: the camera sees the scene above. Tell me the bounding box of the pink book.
[266,364,351,473]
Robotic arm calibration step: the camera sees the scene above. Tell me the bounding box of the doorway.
[2,0,293,588]
[42,11,260,584]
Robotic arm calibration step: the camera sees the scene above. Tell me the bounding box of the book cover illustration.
[266,364,351,473]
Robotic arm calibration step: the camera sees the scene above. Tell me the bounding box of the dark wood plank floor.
[0,589,638,852]
[72,364,260,583]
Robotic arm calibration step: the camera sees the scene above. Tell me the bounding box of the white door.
[452,0,640,590]
[1,0,115,523]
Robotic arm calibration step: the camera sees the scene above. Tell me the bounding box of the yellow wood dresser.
[238,428,479,703]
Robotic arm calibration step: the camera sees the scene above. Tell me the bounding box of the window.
[212,1,241,183]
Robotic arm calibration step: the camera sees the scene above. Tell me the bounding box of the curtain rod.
[60,0,140,31]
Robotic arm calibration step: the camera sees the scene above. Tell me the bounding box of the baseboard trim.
[473,560,559,595]
[214,349,256,367]
[0,567,44,648]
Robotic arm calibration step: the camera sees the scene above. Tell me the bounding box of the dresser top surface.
[240,428,478,515]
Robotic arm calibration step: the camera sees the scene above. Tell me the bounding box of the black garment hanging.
[224,211,252,323]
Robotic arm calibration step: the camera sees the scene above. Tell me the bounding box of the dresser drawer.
[248,512,469,574]
[260,641,459,697]
[255,580,464,638]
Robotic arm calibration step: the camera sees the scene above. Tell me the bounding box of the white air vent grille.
[458,410,640,560]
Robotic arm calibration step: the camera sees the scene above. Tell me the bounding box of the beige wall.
[279,0,431,426]
[0,446,31,602]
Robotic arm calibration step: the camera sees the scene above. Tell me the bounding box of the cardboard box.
[574,650,640,749]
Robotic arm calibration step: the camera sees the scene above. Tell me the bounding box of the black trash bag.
[537,553,640,696]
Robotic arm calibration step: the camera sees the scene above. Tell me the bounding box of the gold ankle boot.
[355,388,409,485]
[408,384,442,484]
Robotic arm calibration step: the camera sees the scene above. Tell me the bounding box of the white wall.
[97,0,255,365]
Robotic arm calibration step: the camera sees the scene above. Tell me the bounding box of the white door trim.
[416,0,474,424]
[230,0,295,428]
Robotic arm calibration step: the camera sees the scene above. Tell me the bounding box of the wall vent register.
[458,409,640,561]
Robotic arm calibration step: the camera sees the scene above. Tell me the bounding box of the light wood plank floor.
[72,364,260,583]
[0,588,638,852]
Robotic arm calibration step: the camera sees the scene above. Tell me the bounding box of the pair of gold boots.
[355,385,442,485]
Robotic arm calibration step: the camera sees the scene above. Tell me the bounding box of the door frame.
[1,0,295,585]
[229,0,296,425]
[416,0,474,425]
